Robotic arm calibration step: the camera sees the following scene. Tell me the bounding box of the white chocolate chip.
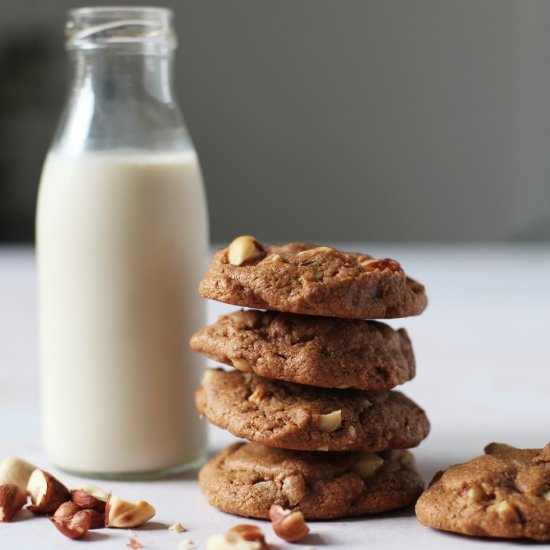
[466,485,483,502]
[490,500,512,514]
[352,453,384,479]
[318,410,342,432]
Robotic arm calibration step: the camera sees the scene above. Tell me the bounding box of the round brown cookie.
[416,442,550,541]
[199,441,424,519]
[190,310,416,390]
[195,369,430,452]
[199,238,427,319]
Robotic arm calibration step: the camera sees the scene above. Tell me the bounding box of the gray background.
[1,0,549,243]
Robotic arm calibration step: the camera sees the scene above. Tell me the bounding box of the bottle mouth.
[66,6,176,51]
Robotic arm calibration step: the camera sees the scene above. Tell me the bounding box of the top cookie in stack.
[193,236,429,520]
[198,237,427,319]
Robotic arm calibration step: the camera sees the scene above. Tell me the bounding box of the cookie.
[190,310,415,390]
[199,441,424,519]
[198,238,427,319]
[195,369,430,452]
[416,442,550,541]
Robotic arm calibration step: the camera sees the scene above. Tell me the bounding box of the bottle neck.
[52,48,192,154]
[73,49,175,104]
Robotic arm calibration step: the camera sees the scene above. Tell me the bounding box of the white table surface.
[1,244,549,549]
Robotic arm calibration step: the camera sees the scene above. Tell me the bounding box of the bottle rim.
[66,6,176,51]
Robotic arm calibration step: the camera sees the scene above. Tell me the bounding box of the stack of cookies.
[192,236,430,520]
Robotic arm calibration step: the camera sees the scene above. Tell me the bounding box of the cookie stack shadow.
[191,237,430,520]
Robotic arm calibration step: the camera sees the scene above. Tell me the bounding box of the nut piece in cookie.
[227,236,266,266]
[415,442,550,541]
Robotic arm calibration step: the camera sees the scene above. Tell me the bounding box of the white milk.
[36,150,208,475]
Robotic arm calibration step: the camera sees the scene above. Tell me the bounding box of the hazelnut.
[269,504,310,543]
[105,494,155,528]
[51,507,91,539]
[53,501,81,519]
[27,469,71,514]
[228,524,268,548]
[0,483,27,522]
[227,236,266,266]
[71,484,108,513]
[207,531,264,549]
[362,258,405,280]
[84,508,105,529]
[352,453,384,479]
[54,501,104,529]
[0,457,37,489]
[318,410,342,432]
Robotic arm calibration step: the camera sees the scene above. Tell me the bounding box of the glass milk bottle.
[36,7,208,478]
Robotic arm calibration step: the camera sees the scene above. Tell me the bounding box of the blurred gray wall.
[1,0,549,242]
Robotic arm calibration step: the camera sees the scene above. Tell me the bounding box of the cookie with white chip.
[199,441,423,519]
[416,442,550,541]
[190,310,416,390]
[199,237,427,319]
[195,369,430,452]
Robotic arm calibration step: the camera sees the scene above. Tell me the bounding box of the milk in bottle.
[36,7,208,477]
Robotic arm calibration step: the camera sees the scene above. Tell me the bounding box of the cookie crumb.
[169,522,187,533]
[127,537,143,549]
